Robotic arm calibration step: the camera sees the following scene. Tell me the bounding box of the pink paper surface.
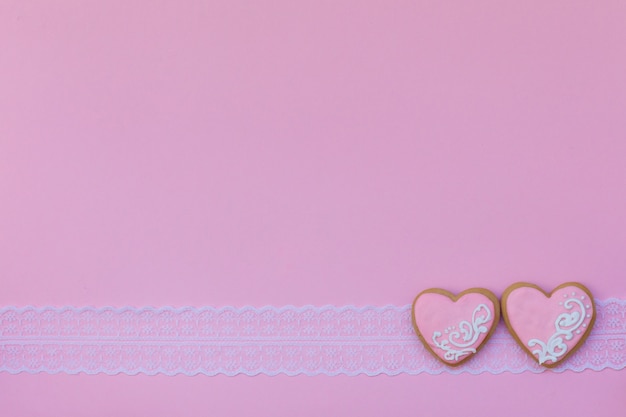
[1,0,626,415]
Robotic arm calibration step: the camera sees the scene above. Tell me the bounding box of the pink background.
[1,0,625,415]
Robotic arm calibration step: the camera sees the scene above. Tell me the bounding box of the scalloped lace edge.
[1,299,625,376]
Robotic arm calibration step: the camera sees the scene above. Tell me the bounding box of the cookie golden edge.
[500,281,596,369]
[411,287,501,368]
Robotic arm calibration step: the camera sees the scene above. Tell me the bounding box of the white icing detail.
[527,297,587,365]
[432,304,492,362]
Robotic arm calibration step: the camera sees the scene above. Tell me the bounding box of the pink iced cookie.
[411,288,500,367]
[502,282,596,368]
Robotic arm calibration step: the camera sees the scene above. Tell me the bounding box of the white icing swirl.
[432,304,492,361]
[527,297,587,365]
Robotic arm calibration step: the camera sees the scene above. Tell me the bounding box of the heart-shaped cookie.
[501,282,596,368]
[411,288,500,367]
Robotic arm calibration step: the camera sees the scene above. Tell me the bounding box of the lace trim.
[1,300,625,375]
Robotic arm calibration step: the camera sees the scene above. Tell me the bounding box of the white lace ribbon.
[1,300,624,375]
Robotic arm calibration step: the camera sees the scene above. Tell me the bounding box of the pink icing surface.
[505,286,594,365]
[413,292,496,364]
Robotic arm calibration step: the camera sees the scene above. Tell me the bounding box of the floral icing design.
[431,304,492,361]
[527,294,589,365]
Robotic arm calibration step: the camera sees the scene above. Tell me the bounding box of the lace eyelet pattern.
[0,300,624,375]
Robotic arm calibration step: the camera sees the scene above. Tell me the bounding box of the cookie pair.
[411,282,596,368]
